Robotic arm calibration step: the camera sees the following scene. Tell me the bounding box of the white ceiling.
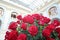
[2,0,52,10]
[1,0,59,13]
[11,0,52,10]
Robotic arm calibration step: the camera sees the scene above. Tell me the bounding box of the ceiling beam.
[0,0,32,13]
[32,0,58,13]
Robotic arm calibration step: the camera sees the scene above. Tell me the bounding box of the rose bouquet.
[5,14,60,40]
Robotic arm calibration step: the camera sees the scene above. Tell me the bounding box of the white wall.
[40,3,60,19]
[0,2,31,40]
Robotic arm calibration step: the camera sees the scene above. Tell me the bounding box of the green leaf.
[21,30,29,34]
[30,38,33,40]
[27,34,33,40]
[40,25,44,32]
[51,31,58,38]
[44,24,48,26]
[16,26,21,34]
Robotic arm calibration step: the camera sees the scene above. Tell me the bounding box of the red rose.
[38,17,50,26]
[58,33,60,38]
[17,20,20,24]
[5,31,10,40]
[21,22,27,30]
[17,33,27,40]
[32,14,41,20]
[23,15,34,24]
[46,37,55,40]
[43,17,50,23]
[17,15,22,20]
[51,19,60,26]
[56,27,60,39]
[42,24,56,38]
[39,15,44,19]
[5,30,18,40]
[28,25,38,36]
[46,24,55,32]
[55,28,60,33]
[42,29,51,37]
[38,19,45,26]
[9,22,18,30]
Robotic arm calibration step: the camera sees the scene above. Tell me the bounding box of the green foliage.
[51,31,60,40]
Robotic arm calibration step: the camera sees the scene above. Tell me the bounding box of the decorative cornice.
[0,0,32,13]
[33,0,59,13]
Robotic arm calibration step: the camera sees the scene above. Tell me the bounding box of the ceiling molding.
[0,0,32,13]
[0,0,59,13]
[40,0,59,12]
[32,0,58,13]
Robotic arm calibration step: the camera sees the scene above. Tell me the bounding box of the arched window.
[48,6,58,17]
[11,12,18,18]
